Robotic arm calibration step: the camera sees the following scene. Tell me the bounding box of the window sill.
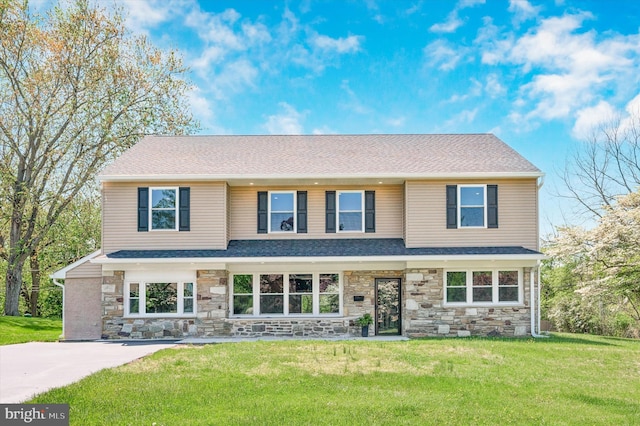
[442,303,525,308]
[124,314,197,319]
[229,314,343,319]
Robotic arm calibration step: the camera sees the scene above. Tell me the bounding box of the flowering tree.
[545,191,640,336]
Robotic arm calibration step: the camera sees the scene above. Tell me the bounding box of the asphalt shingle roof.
[106,239,542,259]
[99,134,542,180]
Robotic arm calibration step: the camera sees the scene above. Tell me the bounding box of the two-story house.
[52,134,545,340]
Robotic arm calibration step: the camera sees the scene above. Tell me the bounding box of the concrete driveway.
[0,341,176,403]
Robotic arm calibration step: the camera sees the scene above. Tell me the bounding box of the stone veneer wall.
[102,270,232,339]
[403,268,533,337]
[101,267,534,339]
[101,269,365,339]
[343,270,404,337]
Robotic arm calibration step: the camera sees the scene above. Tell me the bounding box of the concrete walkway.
[0,341,176,403]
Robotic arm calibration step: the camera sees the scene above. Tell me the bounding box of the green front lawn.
[0,316,62,345]
[31,333,640,425]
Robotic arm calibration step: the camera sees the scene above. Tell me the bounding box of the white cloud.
[508,0,540,23]
[430,0,485,33]
[405,2,423,16]
[572,101,617,139]
[210,59,259,99]
[312,126,338,135]
[423,40,464,71]
[386,116,406,127]
[430,13,464,34]
[264,103,305,134]
[476,11,640,128]
[445,108,479,127]
[460,0,486,7]
[476,17,514,65]
[484,74,505,98]
[339,80,371,115]
[311,34,363,53]
[187,87,214,121]
[120,0,184,34]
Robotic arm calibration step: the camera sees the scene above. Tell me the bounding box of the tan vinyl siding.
[229,185,404,240]
[102,181,227,253]
[66,259,102,279]
[405,179,539,250]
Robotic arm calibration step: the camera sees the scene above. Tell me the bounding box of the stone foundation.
[100,266,536,340]
[229,318,358,337]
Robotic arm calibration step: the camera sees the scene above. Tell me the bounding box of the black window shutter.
[297,191,307,233]
[179,187,190,231]
[138,187,149,232]
[364,190,375,233]
[325,191,336,233]
[257,191,268,234]
[446,185,457,229]
[487,185,498,228]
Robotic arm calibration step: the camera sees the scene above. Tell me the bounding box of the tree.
[560,113,640,220]
[22,187,101,316]
[0,0,197,315]
[545,190,640,337]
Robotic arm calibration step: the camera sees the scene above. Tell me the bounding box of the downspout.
[530,263,547,338]
[53,279,65,340]
[531,175,548,337]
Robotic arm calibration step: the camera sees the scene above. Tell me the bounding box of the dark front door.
[375,278,401,335]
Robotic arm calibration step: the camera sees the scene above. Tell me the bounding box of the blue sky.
[51,0,640,235]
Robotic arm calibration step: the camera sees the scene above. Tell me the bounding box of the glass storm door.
[375,278,401,335]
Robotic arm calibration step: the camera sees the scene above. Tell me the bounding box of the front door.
[375,278,401,335]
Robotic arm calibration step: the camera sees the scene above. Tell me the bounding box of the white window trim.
[443,268,523,306]
[231,272,343,317]
[337,190,364,233]
[124,270,197,318]
[268,191,296,233]
[149,187,179,231]
[458,184,487,229]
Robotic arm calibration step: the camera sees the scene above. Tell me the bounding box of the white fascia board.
[50,249,102,279]
[98,171,544,183]
[93,253,546,268]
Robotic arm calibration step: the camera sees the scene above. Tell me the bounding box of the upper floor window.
[269,191,296,232]
[258,191,307,234]
[338,191,364,232]
[446,184,498,229]
[459,185,485,228]
[138,187,190,232]
[444,268,522,305]
[151,188,178,230]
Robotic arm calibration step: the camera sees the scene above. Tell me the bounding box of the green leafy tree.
[0,0,197,315]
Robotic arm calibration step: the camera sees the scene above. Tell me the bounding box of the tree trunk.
[4,262,23,316]
[29,253,41,316]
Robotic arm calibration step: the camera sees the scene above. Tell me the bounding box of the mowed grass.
[0,316,62,345]
[31,333,640,425]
